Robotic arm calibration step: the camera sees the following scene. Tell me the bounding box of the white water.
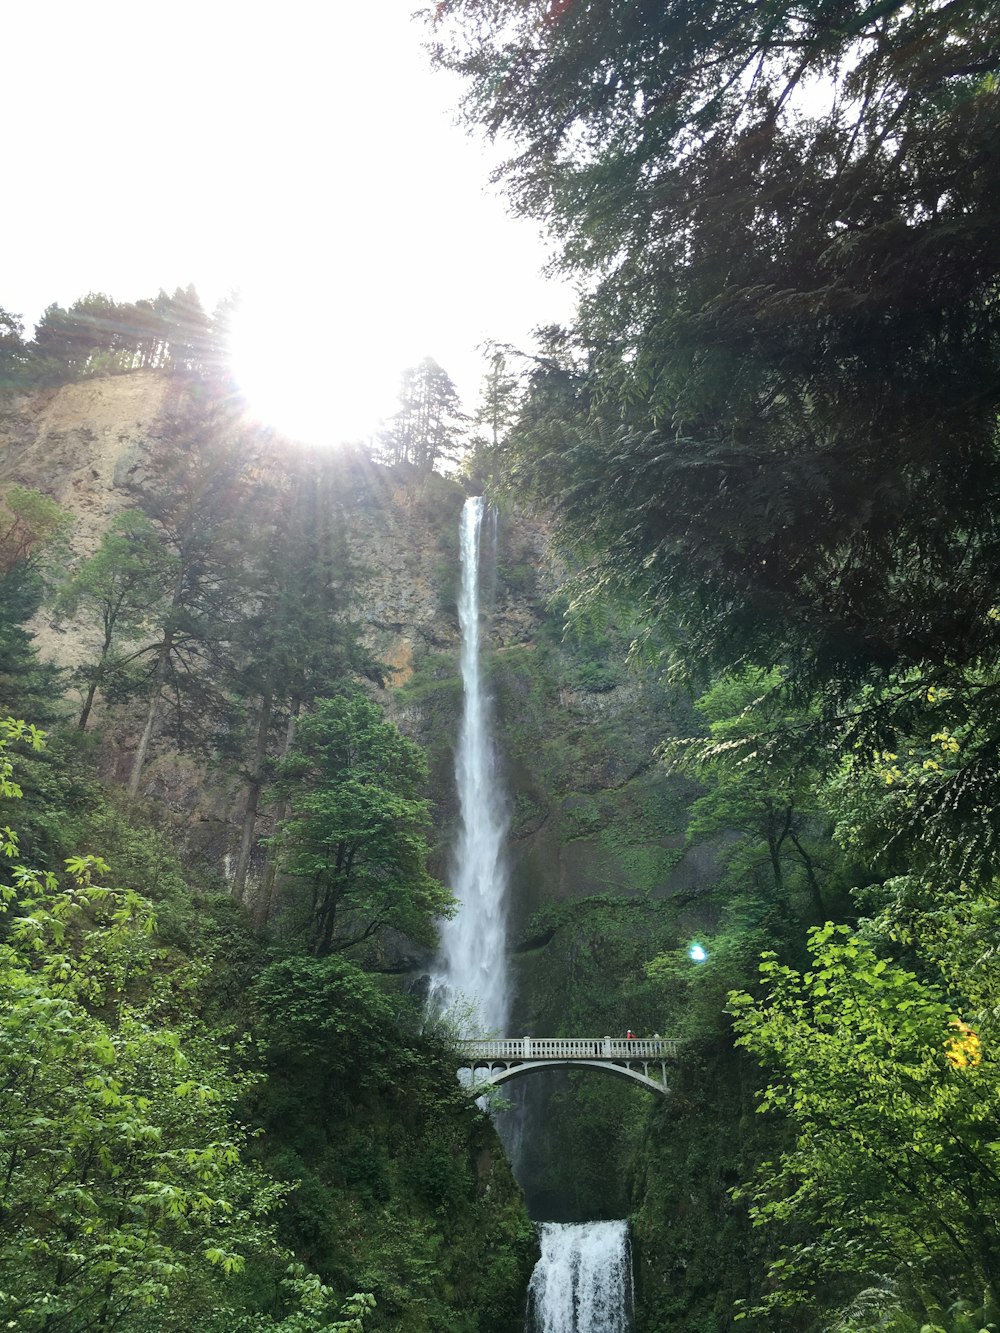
[525,1221,635,1333]
[429,496,511,1035]
[429,503,632,1332]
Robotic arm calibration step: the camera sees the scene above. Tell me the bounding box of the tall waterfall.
[525,1222,635,1333]
[429,495,510,1035]
[430,502,633,1333]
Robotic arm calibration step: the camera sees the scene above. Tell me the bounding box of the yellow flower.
[945,1018,982,1069]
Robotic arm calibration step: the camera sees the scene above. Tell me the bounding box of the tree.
[122,390,258,795]
[0,488,72,722]
[159,285,214,372]
[0,722,268,1329]
[379,358,465,470]
[56,510,177,730]
[32,293,126,376]
[28,285,219,381]
[0,485,71,575]
[224,455,376,907]
[665,668,836,921]
[730,923,1000,1323]
[0,717,378,1333]
[272,692,453,957]
[0,307,28,387]
[430,0,1000,694]
[470,347,521,456]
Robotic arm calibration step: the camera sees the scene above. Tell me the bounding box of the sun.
[228,291,412,449]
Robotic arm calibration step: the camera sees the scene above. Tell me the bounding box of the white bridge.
[455,1036,678,1096]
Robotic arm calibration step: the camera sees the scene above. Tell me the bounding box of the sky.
[6,1,576,444]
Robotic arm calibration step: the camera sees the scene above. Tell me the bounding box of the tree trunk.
[764,800,789,900]
[255,701,300,927]
[126,632,172,797]
[788,828,826,918]
[232,688,273,903]
[77,675,100,731]
[78,619,117,730]
[127,568,185,797]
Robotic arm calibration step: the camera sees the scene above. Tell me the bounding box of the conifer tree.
[430,0,1000,690]
[122,391,258,796]
[0,487,72,722]
[380,357,465,470]
[272,690,451,957]
[0,308,27,388]
[225,453,377,907]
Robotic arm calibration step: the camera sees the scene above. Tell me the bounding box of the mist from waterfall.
[525,1221,635,1333]
[429,495,510,1035]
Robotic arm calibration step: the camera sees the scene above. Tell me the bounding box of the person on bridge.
[625,1029,636,1040]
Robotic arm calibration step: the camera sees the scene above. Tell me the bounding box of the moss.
[255,1033,538,1333]
[558,792,604,839]
[628,1048,781,1333]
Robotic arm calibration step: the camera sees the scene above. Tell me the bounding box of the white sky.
[6,1,576,444]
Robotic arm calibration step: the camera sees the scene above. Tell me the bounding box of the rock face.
[0,371,719,946]
[0,375,172,668]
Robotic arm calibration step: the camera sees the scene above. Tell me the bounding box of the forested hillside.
[0,369,546,1332]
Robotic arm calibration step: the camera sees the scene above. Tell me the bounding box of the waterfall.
[525,1222,635,1333]
[429,501,632,1332]
[429,495,510,1035]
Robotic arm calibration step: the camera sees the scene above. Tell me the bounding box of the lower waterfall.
[525,1221,635,1333]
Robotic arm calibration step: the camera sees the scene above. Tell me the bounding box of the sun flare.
[228,293,415,449]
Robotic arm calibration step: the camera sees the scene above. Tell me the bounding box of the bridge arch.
[467,1058,668,1096]
[455,1037,678,1098]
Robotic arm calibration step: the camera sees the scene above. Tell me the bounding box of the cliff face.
[0,375,172,669]
[0,374,541,701]
[0,371,719,935]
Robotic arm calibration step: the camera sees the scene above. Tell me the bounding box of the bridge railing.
[455,1036,679,1062]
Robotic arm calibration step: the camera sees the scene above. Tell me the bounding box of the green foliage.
[56,508,177,728]
[821,666,1000,885]
[731,924,1000,1319]
[0,484,72,573]
[0,306,28,388]
[519,893,676,1037]
[467,347,522,473]
[665,667,845,922]
[432,0,1000,704]
[831,1286,1000,1333]
[250,957,537,1331]
[645,926,777,1048]
[0,724,310,1331]
[273,691,453,957]
[220,450,376,905]
[628,1046,779,1333]
[253,954,399,1086]
[0,488,73,721]
[28,285,224,382]
[0,564,66,723]
[120,387,264,792]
